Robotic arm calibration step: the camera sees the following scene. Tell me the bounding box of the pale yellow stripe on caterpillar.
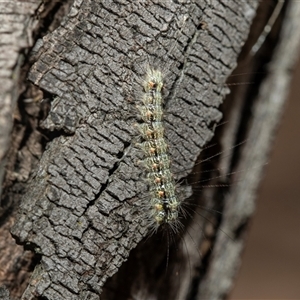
[138,122,164,141]
[143,69,164,96]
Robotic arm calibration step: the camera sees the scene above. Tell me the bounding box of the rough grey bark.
[1,0,300,299]
[0,1,57,298]
[0,1,41,202]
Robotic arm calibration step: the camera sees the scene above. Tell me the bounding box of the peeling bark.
[1,0,300,300]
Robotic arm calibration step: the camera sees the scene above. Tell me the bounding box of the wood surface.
[1,1,300,299]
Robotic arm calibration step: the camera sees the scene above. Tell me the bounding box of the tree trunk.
[1,1,300,299]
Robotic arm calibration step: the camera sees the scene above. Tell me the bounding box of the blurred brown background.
[230,55,300,299]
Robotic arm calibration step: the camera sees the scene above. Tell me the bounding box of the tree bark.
[1,0,300,299]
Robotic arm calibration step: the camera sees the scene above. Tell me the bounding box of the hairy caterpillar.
[137,68,183,233]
